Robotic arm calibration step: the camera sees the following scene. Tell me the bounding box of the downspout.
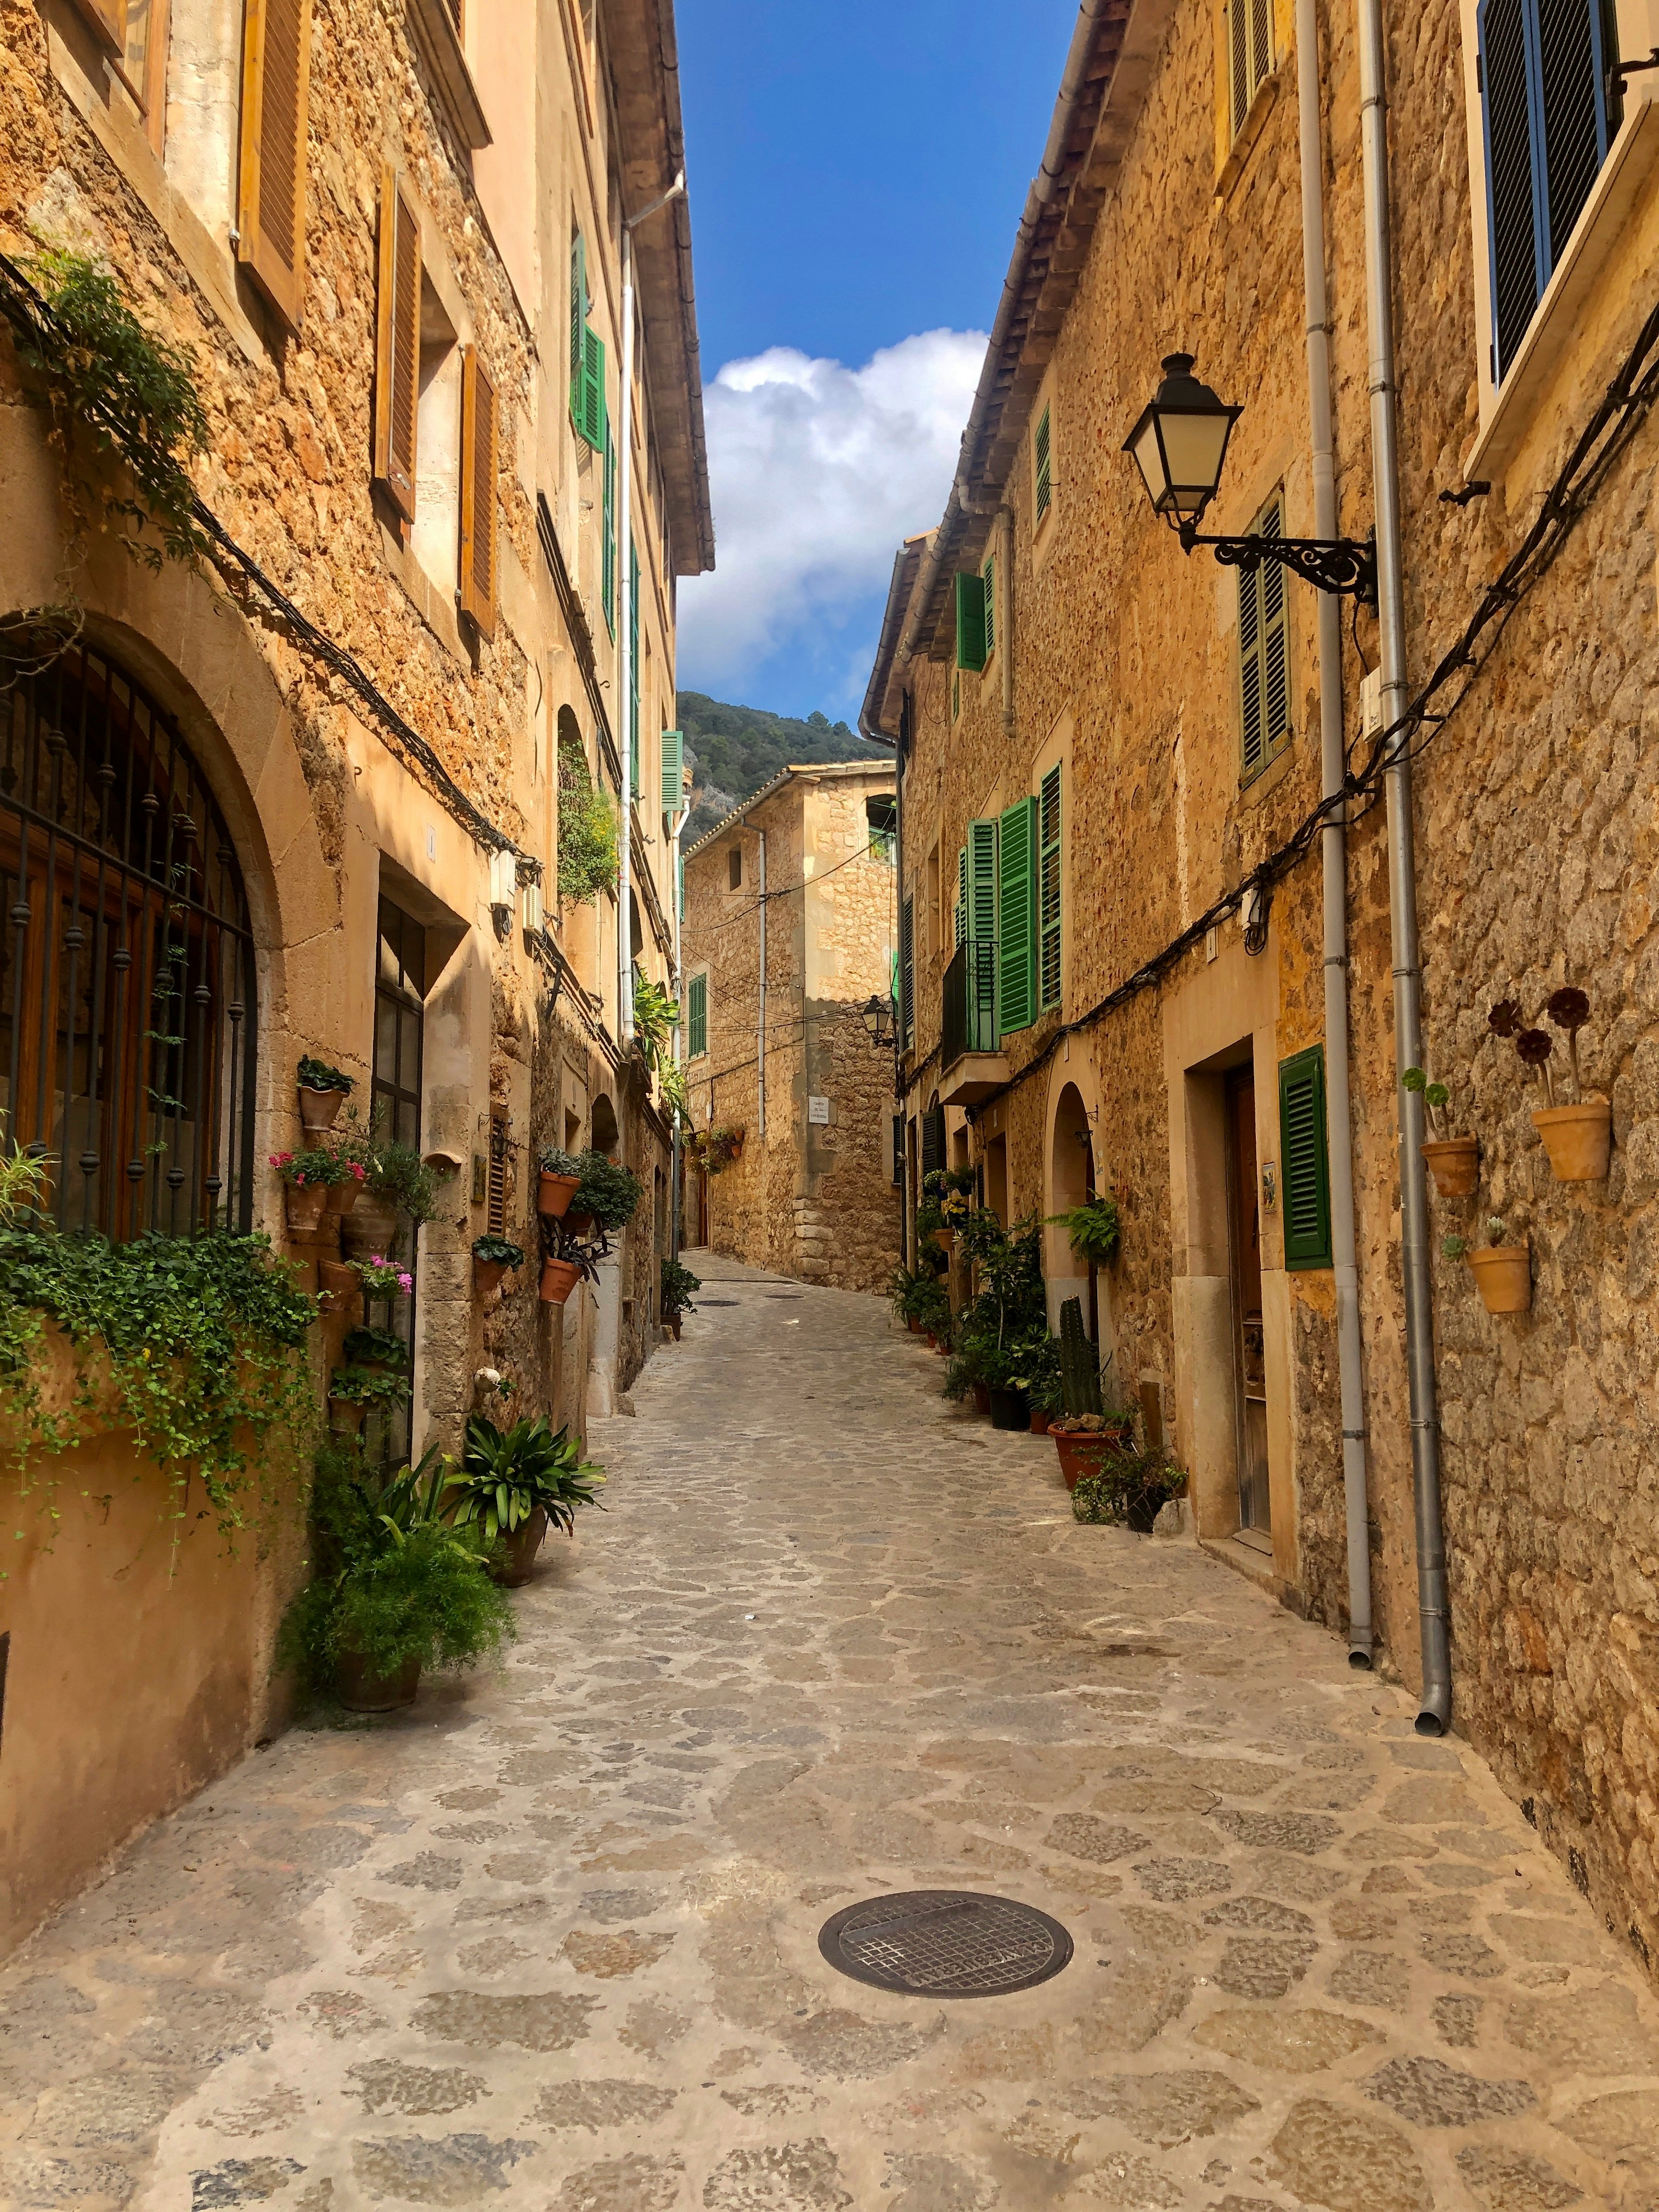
[756,827,768,1142]
[670,808,683,1263]
[893,705,907,1266]
[1298,0,1373,1668]
[616,225,636,1046]
[1356,0,1451,1730]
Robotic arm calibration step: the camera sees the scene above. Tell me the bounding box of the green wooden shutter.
[1279,1045,1333,1269]
[629,539,641,791]
[661,728,684,814]
[900,893,915,1047]
[1238,498,1288,781]
[955,845,967,951]
[981,554,995,658]
[996,795,1036,1037]
[921,1105,945,1181]
[687,972,707,1057]
[955,571,987,672]
[967,819,997,945]
[1038,765,1062,1011]
[601,424,616,635]
[1034,403,1052,521]
[568,230,586,416]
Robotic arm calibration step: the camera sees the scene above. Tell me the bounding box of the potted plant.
[1073,1449,1189,1534]
[272,1148,345,1234]
[343,1324,409,1373]
[912,1277,951,1346]
[572,1149,643,1234]
[1491,991,1611,1181]
[541,1238,600,1305]
[704,1124,745,1174]
[351,1252,413,1300]
[280,1441,515,1712]
[1048,1193,1121,1266]
[326,1158,367,1217]
[325,1363,408,1435]
[662,1254,701,1338]
[538,1146,584,1218]
[1008,1332,1062,1435]
[1049,1409,1138,1490]
[473,1234,524,1297]
[1402,1066,1477,1195]
[445,1415,606,1587]
[1444,1215,1531,1316]
[297,1055,353,1133]
[317,1257,360,1318]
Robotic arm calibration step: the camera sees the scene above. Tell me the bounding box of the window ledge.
[1215,65,1281,203]
[1467,93,1659,486]
[379,516,467,663]
[405,0,491,151]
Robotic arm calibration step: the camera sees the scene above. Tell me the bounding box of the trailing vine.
[557,737,619,905]
[0,247,209,570]
[0,1220,319,1560]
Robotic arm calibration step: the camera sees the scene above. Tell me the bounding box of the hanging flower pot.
[1421,1136,1479,1198]
[473,1237,525,1300]
[342,1195,400,1255]
[285,1181,329,1234]
[1469,1242,1531,1315]
[326,1171,363,1215]
[563,1209,595,1240]
[298,1085,347,1133]
[318,1260,360,1319]
[335,1649,420,1713]
[539,1170,582,1218]
[540,1257,582,1305]
[327,1392,365,1434]
[1532,1099,1611,1183]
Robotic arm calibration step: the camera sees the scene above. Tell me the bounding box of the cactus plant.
[1058,1296,1103,1418]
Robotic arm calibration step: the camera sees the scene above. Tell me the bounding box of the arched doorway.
[1049,1080,1107,1362]
[591,1091,620,1156]
[0,632,257,1238]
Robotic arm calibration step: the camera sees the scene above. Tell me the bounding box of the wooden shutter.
[661,728,684,815]
[487,1106,509,1235]
[921,1105,945,1182]
[900,893,915,1047]
[996,797,1036,1037]
[69,0,126,54]
[1480,0,1539,379]
[1279,1046,1333,1269]
[1034,403,1052,521]
[1227,0,1272,135]
[955,846,967,952]
[237,0,312,328]
[967,819,997,945]
[601,424,617,635]
[1038,765,1062,1012]
[891,1115,905,1189]
[688,973,707,1058]
[459,347,497,637]
[981,555,995,658]
[955,571,987,672]
[373,171,420,520]
[1238,499,1288,780]
[569,230,586,404]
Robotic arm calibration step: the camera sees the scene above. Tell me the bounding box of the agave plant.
[447,1416,606,1544]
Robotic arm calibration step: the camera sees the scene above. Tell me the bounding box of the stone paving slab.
[3,1257,1658,2210]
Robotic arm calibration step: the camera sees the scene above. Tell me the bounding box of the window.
[0,636,257,1239]
[236,0,312,329]
[1034,402,1053,524]
[955,571,988,673]
[996,797,1036,1037]
[687,972,707,1058]
[981,554,996,659]
[1478,0,1618,382]
[1038,765,1062,1012]
[116,0,172,155]
[411,275,461,597]
[1238,494,1290,782]
[1226,0,1273,138]
[867,795,898,865]
[1279,1045,1333,1269]
[900,893,915,1048]
[728,844,742,891]
[569,230,607,450]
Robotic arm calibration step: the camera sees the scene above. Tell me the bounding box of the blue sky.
[673,1,1077,724]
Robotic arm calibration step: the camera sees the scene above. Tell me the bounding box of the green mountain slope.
[677,691,887,847]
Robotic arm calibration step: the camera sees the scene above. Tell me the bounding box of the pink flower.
[398,1272,413,1293]
[269,1152,293,1167]
[370,1253,385,1267]
[349,1163,365,1181]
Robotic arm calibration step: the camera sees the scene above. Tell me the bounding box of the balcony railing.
[943,938,997,1065]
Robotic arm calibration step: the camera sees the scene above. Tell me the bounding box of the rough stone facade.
[680,764,902,1291]
[867,0,1659,1987]
[0,0,708,1951]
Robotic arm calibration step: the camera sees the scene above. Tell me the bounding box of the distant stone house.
[679,764,902,1291]
[864,0,1659,1985]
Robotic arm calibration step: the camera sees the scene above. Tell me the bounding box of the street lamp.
[860,993,894,1048]
[1124,352,1376,604]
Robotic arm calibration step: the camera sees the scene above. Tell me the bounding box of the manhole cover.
[701,1298,738,1305]
[818,1891,1072,1997]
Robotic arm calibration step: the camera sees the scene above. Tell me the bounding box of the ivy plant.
[557,745,620,906]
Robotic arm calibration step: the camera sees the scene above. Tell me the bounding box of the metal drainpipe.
[1299,0,1374,1668]
[616,224,636,1046]
[756,827,768,1142]
[1357,0,1451,1731]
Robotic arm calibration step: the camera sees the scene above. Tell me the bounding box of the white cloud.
[677,329,987,696]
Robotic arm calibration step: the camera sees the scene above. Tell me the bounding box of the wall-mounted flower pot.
[1421,1136,1479,1197]
[1532,1099,1611,1182]
[285,1182,329,1234]
[298,1084,347,1133]
[540,1257,581,1305]
[342,1197,399,1255]
[1029,1406,1052,1436]
[1469,1243,1531,1315]
[474,1257,511,1300]
[989,1386,1030,1431]
[335,1649,420,1712]
[318,1260,360,1319]
[491,1508,547,1589]
[539,1170,581,1218]
[326,1177,360,1216]
[970,1383,991,1417]
[564,1209,595,1240]
[326,1395,365,1434]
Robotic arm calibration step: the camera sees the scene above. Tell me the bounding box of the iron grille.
[942,938,996,1066]
[0,636,256,1238]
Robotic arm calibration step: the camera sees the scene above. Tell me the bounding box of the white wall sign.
[808,1096,830,1124]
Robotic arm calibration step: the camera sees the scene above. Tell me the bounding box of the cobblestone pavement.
[5,1259,1659,2212]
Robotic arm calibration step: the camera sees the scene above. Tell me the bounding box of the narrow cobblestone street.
[4,1265,1659,2212]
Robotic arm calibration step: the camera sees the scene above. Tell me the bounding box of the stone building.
[864,0,1659,1982]
[0,0,709,1951]
[679,763,902,1290]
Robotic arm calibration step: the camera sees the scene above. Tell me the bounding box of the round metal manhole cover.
[818,1891,1073,1998]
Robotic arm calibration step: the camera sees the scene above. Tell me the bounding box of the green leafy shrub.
[1071,1451,1188,1527]
[1048,1195,1121,1266]
[327,1365,409,1409]
[538,1147,584,1177]
[661,1256,701,1316]
[297,1057,353,1094]
[270,1146,352,1187]
[472,1235,526,1268]
[557,744,620,906]
[633,977,679,1073]
[368,1142,437,1226]
[574,1150,642,1231]
[447,1415,605,1544]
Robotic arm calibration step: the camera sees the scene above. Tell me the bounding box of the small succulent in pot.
[1545,986,1591,1101]
[1443,1214,1511,1260]
[1401,1066,1452,1139]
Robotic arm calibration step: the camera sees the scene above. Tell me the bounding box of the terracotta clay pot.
[326,1395,365,1434]
[341,1195,400,1255]
[317,1259,360,1319]
[540,1257,581,1305]
[971,1383,991,1417]
[326,1177,360,1215]
[1469,1243,1532,1315]
[285,1181,329,1234]
[1052,1431,1117,1492]
[474,1257,510,1299]
[492,1506,548,1588]
[539,1170,581,1218]
[1421,1136,1479,1198]
[1532,1099,1611,1182]
[298,1084,347,1133]
[907,1316,921,1334]
[1029,1406,1051,1436]
[563,1209,595,1240]
[667,1316,682,1340]
[335,1648,420,1713]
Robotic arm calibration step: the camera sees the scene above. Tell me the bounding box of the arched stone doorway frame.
[1041,1047,1115,1383]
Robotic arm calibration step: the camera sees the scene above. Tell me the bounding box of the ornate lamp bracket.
[1176,523,1378,607]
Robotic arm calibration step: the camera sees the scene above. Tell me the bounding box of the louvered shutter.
[1238,500,1288,780]
[955,846,967,952]
[575,325,607,452]
[892,1115,905,1188]
[237,0,312,328]
[661,729,684,815]
[981,555,996,658]
[996,796,1036,1038]
[569,231,586,407]
[629,540,641,791]
[1034,404,1052,522]
[955,571,988,673]
[373,171,420,521]
[601,424,617,634]
[459,348,498,637]
[687,973,707,1058]
[966,819,997,1051]
[1279,1046,1333,1269]
[921,1106,945,1182]
[1227,0,1272,135]
[1038,765,1062,1012]
[1480,0,1542,378]
[1538,0,1609,261]
[900,894,915,1047]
